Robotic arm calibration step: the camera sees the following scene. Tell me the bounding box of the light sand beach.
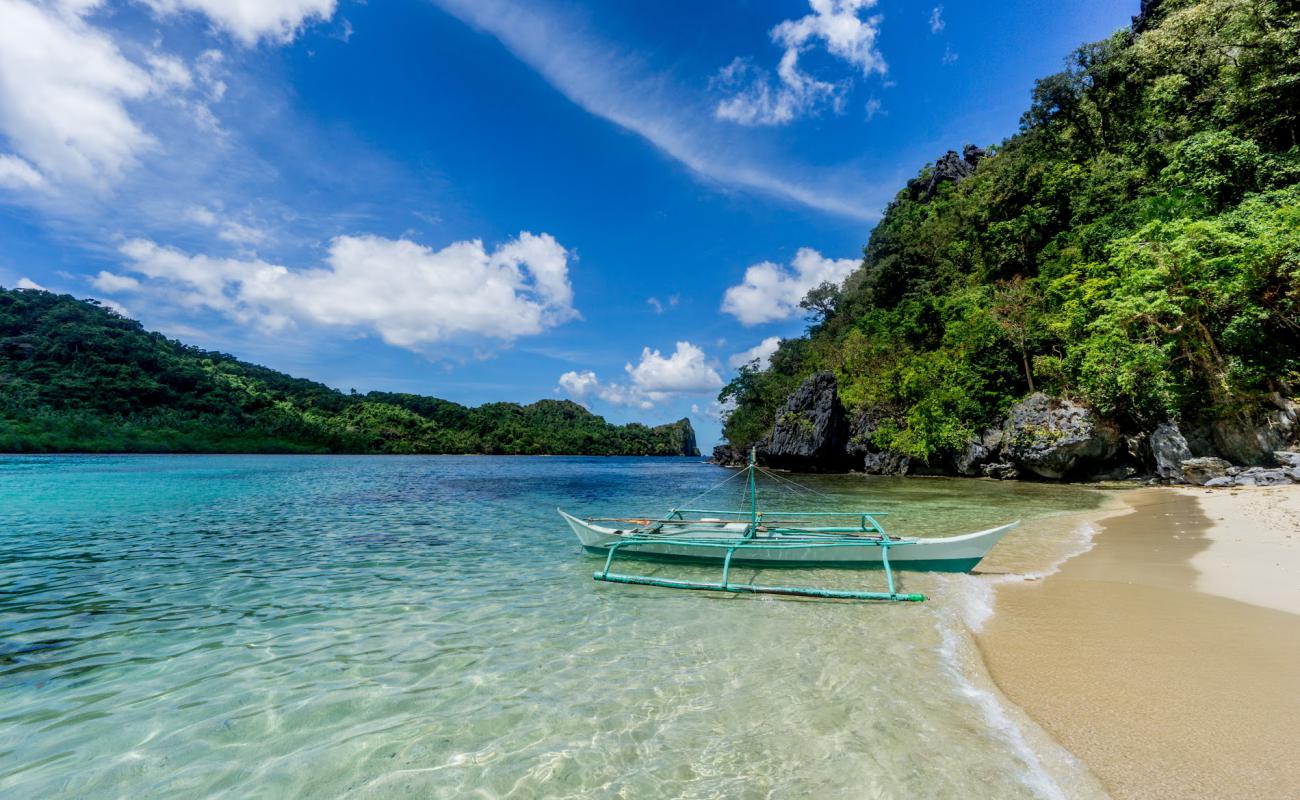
[977,485,1300,799]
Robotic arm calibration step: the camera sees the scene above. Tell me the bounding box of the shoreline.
[975,485,1300,799]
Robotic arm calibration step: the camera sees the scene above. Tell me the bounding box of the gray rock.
[982,462,1021,480]
[956,428,1004,476]
[1149,423,1192,482]
[1092,465,1138,481]
[1182,421,1220,458]
[862,452,911,475]
[1240,468,1292,487]
[711,444,745,468]
[1212,397,1298,465]
[845,406,886,458]
[907,146,987,202]
[1273,451,1300,469]
[1123,432,1150,467]
[764,372,850,471]
[1002,393,1121,479]
[1181,456,1233,486]
[1204,476,1235,487]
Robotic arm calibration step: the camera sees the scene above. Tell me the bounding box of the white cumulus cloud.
[557,341,723,409]
[103,232,578,350]
[0,0,157,188]
[16,276,45,290]
[557,370,600,399]
[626,341,723,396]
[728,336,781,370]
[715,0,886,126]
[721,248,857,326]
[141,0,337,45]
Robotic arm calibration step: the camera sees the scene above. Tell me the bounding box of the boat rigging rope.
[674,467,748,512]
[672,459,840,515]
[755,465,836,500]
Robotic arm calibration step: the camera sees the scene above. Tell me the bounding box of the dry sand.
[977,485,1300,800]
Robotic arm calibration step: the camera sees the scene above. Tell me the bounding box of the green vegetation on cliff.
[722,0,1300,461]
[0,289,698,455]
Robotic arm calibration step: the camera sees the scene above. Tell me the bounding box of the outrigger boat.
[558,449,1018,602]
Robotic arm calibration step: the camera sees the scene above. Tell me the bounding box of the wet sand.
[977,486,1300,800]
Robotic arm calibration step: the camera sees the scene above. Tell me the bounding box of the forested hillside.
[0,289,698,456]
[721,0,1299,475]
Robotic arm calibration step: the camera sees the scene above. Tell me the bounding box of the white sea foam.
[935,624,1075,800]
[925,517,1110,799]
[959,520,1100,633]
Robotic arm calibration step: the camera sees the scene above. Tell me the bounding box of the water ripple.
[0,455,1110,798]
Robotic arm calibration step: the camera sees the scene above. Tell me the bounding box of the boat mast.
[747,446,758,533]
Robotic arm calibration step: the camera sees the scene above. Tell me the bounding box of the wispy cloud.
[429,0,886,220]
[715,0,886,127]
[929,6,945,35]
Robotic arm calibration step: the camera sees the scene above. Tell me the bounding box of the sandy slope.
[976,486,1300,800]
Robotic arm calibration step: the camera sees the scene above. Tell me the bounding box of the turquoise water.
[0,455,1112,798]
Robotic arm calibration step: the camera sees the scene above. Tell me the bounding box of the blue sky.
[0,0,1137,447]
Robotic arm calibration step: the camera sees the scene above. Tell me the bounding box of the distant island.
[0,288,698,456]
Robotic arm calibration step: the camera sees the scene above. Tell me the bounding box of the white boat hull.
[558,510,1017,573]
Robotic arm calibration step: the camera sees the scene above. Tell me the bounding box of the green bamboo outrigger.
[558,449,1020,602]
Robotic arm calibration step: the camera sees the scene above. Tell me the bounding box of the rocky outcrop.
[1211,397,1299,465]
[712,443,745,467]
[1275,451,1300,469]
[763,372,851,471]
[1150,423,1193,482]
[1181,456,1232,485]
[713,377,1299,486]
[907,145,987,202]
[657,418,700,457]
[1001,394,1121,479]
[955,428,1004,476]
[862,452,911,475]
[982,462,1021,480]
[1197,451,1300,486]
[1203,466,1300,487]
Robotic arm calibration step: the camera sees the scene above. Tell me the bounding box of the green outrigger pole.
[589,447,926,602]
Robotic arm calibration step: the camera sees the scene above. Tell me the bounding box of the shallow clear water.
[0,455,1112,798]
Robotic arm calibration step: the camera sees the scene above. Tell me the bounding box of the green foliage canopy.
[0,289,698,456]
[720,0,1300,462]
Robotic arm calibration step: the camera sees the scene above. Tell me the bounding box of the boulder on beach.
[1150,423,1193,482]
[1001,394,1120,479]
[1181,456,1233,485]
[1211,397,1299,465]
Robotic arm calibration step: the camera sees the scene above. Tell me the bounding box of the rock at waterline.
[862,452,911,476]
[764,372,850,471]
[1001,393,1120,480]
